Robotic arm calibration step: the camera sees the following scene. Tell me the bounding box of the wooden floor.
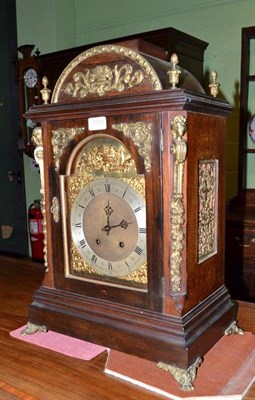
[0,255,254,400]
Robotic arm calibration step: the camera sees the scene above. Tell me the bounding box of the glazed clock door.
[46,112,163,309]
[0,0,28,256]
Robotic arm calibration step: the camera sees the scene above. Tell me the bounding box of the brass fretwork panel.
[198,159,218,263]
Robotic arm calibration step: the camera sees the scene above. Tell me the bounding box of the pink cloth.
[10,325,106,361]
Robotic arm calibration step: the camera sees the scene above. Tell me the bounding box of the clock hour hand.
[104,201,113,219]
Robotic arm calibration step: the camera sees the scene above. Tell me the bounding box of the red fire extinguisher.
[28,200,44,262]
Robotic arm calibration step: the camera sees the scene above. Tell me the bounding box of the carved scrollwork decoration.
[52,127,85,171]
[64,64,145,98]
[31,127,48,268]
[112,122,152,172]
[170,116,187,292]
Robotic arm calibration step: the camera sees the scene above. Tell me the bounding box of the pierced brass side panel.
[198,160,218,263]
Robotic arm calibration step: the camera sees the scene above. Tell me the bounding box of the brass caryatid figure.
[170,115,187,292]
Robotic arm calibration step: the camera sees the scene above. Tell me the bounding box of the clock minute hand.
[101,219,134,235]
[109,219,134,230]
[102,201,113,235]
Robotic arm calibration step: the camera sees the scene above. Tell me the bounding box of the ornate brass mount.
[170,115,187,292]
[112,122,152,172]
[157,357,202,391]
[209,70,220,97]
[64,64,145,98]
[21,322,47,336]
[167,53,181,88]
[225,321,244,336]
[51,196,60,223]
[51,127,85,171]
[40,76,51,104]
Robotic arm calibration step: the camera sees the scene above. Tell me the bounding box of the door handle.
[8,170,22,184]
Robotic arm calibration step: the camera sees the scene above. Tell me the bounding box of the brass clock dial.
[70,177,146,278]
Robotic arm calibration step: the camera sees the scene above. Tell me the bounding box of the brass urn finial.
[209,70,220,97]
[40,76,51,104]
[167,53,181,89]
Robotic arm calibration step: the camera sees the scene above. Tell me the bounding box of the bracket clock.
[24,40,238,390]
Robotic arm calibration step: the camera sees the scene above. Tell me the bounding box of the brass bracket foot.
[21,322,48,336]
[157,357,203,391]
[225,321,244,336]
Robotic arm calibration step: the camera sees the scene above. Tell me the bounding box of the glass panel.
[247,123,255,148]
[247,81,255,122]
[244,153,255,189]
[249,39,255,75]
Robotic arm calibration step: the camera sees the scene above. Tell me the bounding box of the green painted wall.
[16,0,255,202]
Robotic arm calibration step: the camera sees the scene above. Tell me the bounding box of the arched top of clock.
[51,42,205,103]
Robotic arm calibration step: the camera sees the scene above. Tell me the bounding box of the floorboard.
[0,255,254,400]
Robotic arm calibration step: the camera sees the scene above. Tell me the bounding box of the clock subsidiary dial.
[70,177,146,278]
[24,68,38,88]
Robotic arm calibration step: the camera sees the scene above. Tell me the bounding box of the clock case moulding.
[24,39,236,379]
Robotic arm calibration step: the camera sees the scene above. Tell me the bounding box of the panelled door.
[0,0,28,256]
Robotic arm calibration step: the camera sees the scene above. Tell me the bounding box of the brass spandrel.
[112,122,152,173]
[52,127,85,171]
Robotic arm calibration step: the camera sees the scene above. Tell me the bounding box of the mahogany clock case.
[25,39,235,371]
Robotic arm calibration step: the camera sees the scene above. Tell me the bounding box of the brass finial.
[167,53,181,89]
[209,70,220,97]
[40,76,51,104]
